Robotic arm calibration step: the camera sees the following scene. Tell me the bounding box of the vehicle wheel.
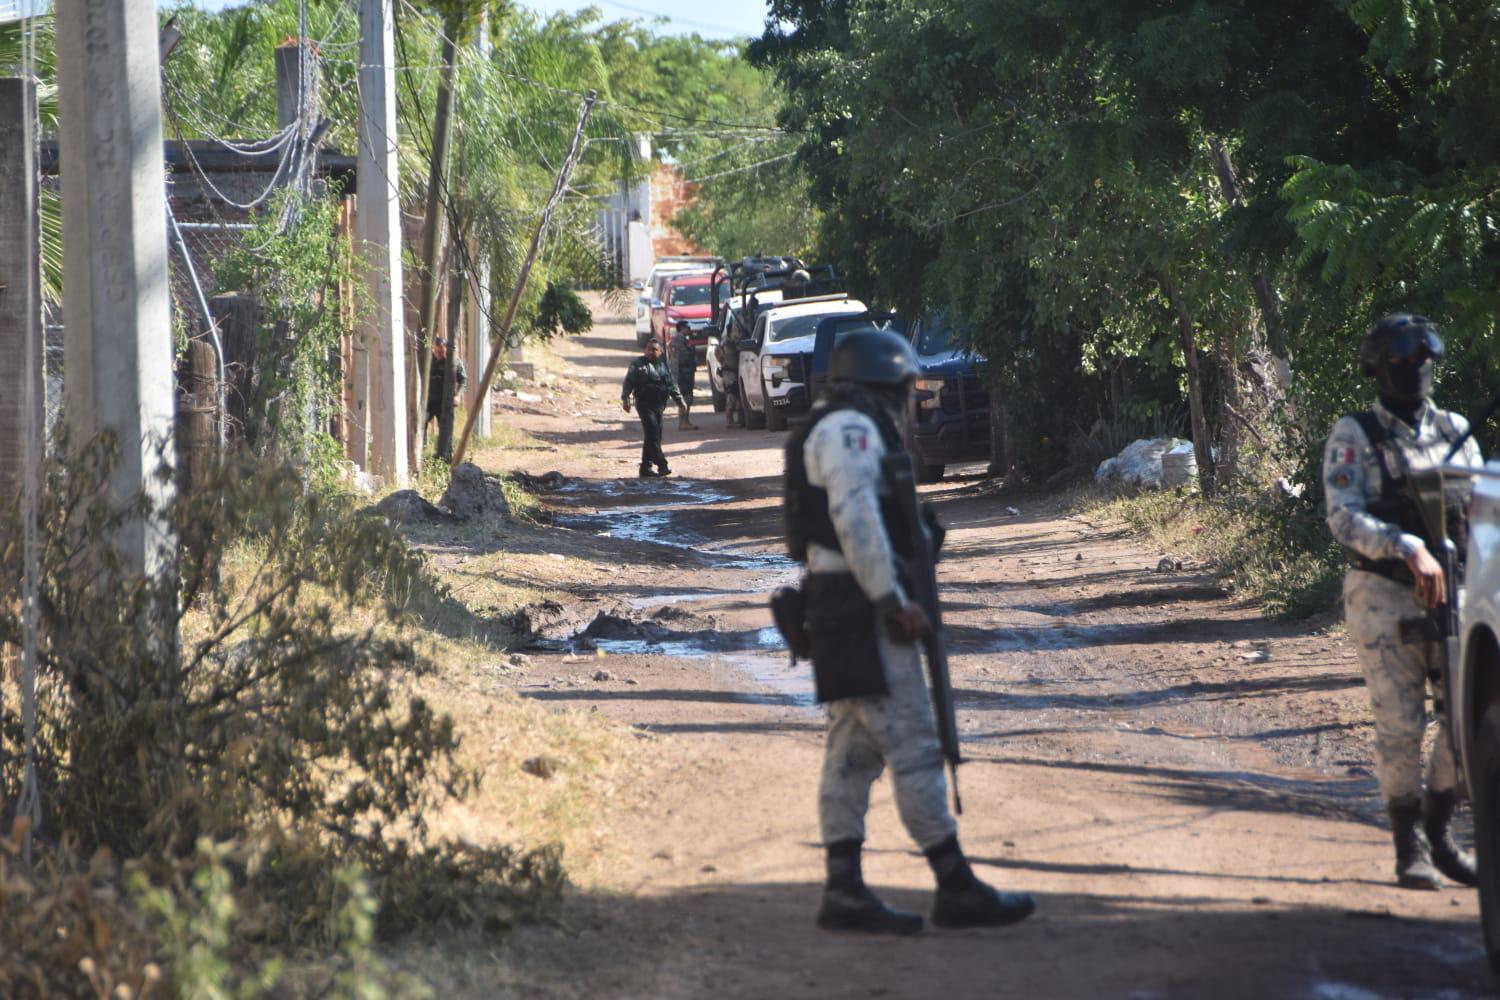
[711,381,726,413]
[742,380,766,429]
[918,463,945,483]
[766,388,788,431]
[1476,701,1500,972]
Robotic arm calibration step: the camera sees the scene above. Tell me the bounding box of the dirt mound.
[441,462,510,520]
[369,490,454,524]
[509,597,631,647]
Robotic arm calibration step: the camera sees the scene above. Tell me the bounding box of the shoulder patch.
[841,427,869,452]
[1329,469,1354,489]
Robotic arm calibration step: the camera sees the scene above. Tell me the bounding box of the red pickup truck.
[650,274,716,364]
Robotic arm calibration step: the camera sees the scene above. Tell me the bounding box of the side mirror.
[631,280,645,291]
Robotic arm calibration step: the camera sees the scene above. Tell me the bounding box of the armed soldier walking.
[622,336,684,478]
[1324,313,1482,890]
[782,329,1035,934]
[670,320,699,431]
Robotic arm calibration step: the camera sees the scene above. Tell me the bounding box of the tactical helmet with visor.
[828,329,920,418]
[1359,313,1444,404]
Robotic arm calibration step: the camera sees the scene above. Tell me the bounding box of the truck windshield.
[915,314,974,355]
[771,311,857,343]
[669,284,712,306]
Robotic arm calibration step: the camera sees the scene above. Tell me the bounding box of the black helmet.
[828,329,919,388]
[1360,313,1443,403]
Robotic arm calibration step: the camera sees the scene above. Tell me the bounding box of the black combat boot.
[655,464,673,477]
[638,465,658,478]
[1389,798,1442,890]
[925,836,1036,928]
[1425,789,1479,886]
[816,839,924,935]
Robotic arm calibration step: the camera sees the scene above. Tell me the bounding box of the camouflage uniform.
[1324,399,1481,804]
[804,406,957,849]
[669,325,697,407]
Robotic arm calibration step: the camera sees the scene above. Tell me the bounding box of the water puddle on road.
[551,477,808,706]
[555,477,795,574]
[589,626,816,709]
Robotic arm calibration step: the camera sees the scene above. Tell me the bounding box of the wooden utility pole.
[356,0,408,484]
[453,90,598,467]
[57,0,177,576]
[413,31,459,470]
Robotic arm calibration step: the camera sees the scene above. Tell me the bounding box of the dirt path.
[475,299,1488,998]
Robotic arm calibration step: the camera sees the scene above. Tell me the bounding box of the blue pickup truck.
[906,314,991,481]
[808,311,991,482]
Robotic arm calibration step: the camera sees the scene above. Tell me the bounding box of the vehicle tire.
[918,463,945,483]
[766,388,788,431]
[711,381,726,413]
[1476,701,1500,972]
[742,379,766,429]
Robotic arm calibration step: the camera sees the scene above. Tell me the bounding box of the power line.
[682,150,796,184]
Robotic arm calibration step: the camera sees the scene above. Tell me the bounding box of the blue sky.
[187,0,773,39]
[520,0,771,38]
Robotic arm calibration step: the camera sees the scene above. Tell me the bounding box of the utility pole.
[356,0,407,484]
[57,0,176,576]
[453,90,597,467]
[0,78,43,507]
[465,16,493,440]
[275,39,319,200]
[413,30,459,470]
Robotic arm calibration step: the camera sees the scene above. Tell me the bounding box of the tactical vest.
[783,396,911,564]
[1349,410,1471,583]
[629,358,677,408]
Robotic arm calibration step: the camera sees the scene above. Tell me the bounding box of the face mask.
[1377,356,1434,403]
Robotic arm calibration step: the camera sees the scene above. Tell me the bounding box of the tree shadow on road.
[397,880,1489,999]
[970,753,1380,827]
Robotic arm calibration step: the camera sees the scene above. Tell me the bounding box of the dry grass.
[1080,482,1343,618]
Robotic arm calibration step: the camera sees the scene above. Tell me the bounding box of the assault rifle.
[883,452,963,814]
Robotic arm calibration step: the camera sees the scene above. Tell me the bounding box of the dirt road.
[475,300,1489,998]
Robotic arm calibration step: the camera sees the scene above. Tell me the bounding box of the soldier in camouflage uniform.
[669,320,699,431]
[786,329,1035,934]
[1324,313,1481,890]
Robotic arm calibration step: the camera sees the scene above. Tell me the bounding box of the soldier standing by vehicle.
[720,313,746,428]
[670,320,699,431]
[622,336,684,478]
[783,329,1036,934]
[1324,313,1482,890]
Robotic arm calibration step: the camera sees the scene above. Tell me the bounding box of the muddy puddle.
[536,477,810,706]
[552,477,795,575]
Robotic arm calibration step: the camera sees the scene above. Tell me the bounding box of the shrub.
[0,434,563,991]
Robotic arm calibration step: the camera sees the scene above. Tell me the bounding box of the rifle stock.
[883,453,963,814]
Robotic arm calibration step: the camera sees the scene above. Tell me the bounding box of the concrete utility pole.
[0,78,44,507]
[275,39,320,199]
[57,0,176,576]
[465,263,493,439]
[466,17,493,439]
[356,0,408,485]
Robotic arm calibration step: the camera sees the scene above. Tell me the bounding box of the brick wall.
[650,163,706,258]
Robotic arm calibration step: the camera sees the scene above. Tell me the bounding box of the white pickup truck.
[1451,460,1500,969]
